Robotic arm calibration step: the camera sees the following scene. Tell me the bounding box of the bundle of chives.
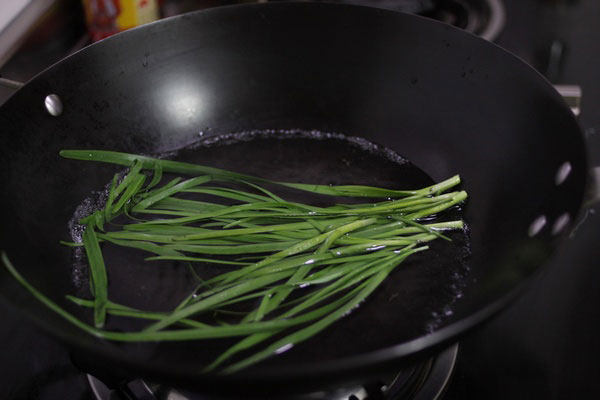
[1,150,467,372]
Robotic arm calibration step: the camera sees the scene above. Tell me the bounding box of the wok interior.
[0,2,586,388]
[64,133,471,364]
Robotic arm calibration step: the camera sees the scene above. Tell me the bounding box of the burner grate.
[296,0,506,41]
[88,344,458,400]
[421,0,505,41]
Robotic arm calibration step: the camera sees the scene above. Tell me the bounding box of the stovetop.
[1,1,600,399]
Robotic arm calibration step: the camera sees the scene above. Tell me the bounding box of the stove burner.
[304,0,506,41]
[308,0,439,15]
[421,0,505,41]
[87,344,458,400]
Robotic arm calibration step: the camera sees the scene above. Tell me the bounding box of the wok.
[0,2,587,395]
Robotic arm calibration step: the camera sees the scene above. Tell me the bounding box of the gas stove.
[1,1,599,399]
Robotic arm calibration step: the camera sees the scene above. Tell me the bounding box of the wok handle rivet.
[528,215,547,237]
[552,213,571,235]
[45,94,63,116]
[555,161,572,185]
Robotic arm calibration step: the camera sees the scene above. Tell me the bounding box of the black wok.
[0,2,587,395]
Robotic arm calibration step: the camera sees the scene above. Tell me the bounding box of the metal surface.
[88,375,157,400]
[87,374,112,400]
[588,167,600,205]
[305,0,506,41]
[0,0,86,106]
[555,84,582,116]
[0,0,59,67]
[44,93,63,116]
[412,344,458,400]
[88,345,459,400]
[478,0,504,41]
[0,76,24,89]
[0,2,588,396]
